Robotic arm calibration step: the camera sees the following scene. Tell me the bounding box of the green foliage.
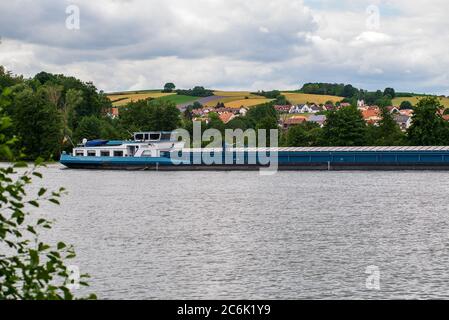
[11,86,64,160]
[74,115,103,142]
[321,106,367,146]
[300,83,359,98]
[163,82,176,93]
[367,106,405,146]
[407,97,449,145]
[245,103,278,127]
[176,86,213,97]
[399,100,413,110]
[120,99,181,132]
[253,90,281,99]
[33,72,108,120]
[0,93,95,300]
[0,67,22,93]
[286,122,321,147]
[226,117,250,131]
[383,87,396,99]
[255,116,278,131]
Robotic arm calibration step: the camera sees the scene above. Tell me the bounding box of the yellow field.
[392,96,449,108]
[224,98,274,109]
[213,91,255,97]
[281,92,344,105]
[107,92,176,106]
[203,96,247,107]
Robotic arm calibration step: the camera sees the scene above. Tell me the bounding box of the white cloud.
[0,0,449,94]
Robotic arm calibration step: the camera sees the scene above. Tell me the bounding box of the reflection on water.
[28,164,449,299]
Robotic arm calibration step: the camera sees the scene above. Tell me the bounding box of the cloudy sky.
[0,0,448,94]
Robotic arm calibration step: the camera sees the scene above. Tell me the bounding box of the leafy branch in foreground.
[0,90,96,300]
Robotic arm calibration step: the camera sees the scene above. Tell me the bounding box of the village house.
[357,99,365,108]
[386,106,400,114]
[310,104,322,113]
[393,114,412,131]
[107,107,119,119]
[308,115,327,127]
[290,104,313,114]
[214,107,237,114]
[192,108,205,116]
[274,105,291,113]
[399,109,414,117]
[362,107,381,125]
[281,116,308,129]
[239,107,248,116]
[218,112,236,124]
[192,117,209,125]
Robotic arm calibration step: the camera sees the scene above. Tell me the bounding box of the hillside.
[107,91,176,106]
[392,96,449,108]
[281,92,344,105]
[107,90,274,109]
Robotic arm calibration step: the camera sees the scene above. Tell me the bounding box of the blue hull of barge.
[60,151,449,170]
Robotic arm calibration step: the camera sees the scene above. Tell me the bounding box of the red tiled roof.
[283,116,307,125]
[219,112,235,124]
[362,108,380,119]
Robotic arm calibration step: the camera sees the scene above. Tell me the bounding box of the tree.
[163,83,176,93]
[383,87,396,99]
[120,99,180,132]
[74,115,103,142]
[176,86,213,97]
[0,91,95,300]
[407,97,449,145]
[226,117,250,131]
[246,103,278,128]
[148,100,181,131]
[0,66,22,93]
[256,116,278,130]
[12,86,63,160]
[321,106,367,146]
[399,100,413,110]
[63,89,84,137]
[368,106,405,145]
[286,122,321,147]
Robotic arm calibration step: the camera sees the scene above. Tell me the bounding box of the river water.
[24,164,449,299]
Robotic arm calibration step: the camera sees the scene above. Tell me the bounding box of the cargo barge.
[59,131,449,171]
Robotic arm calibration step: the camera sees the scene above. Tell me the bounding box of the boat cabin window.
[87,151,96,157]
[161,133,172,141]
[144,134,149,140]
[75,151,84,157]
[113,151,124,157]
[101,151,110,157]
[160,151,170,158]
[142,150,152,157]
[135,133,144,141]
[149,133,161,141]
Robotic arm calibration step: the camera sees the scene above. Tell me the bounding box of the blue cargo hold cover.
[85,140,109,147]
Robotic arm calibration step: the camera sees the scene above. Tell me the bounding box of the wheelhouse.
[71,131,183,158]
[133,132,173,142]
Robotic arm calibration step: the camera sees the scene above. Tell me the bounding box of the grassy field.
[224,98,274,109]
[156,94,200,105]
[107,90,346,108]
[107,92,176,106]
[392,96,449,108]
[281,92,344,105]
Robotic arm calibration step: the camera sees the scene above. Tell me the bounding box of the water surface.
[30,165,449,299]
